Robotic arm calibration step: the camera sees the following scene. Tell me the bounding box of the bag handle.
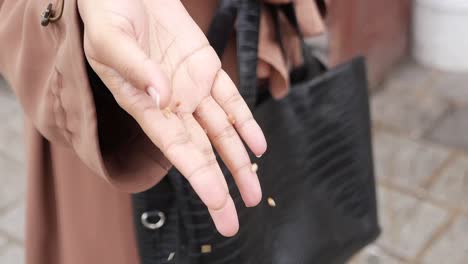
[207,1,325,104]
[266,3,325,80]
[207,0,261,107]
[207,0,238,58]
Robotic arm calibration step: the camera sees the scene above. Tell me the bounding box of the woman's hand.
[77,0,267,236]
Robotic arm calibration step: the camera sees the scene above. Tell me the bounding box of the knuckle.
[187,161,229,211]
[234,162,253,175]
[187,162,211,181]
[187,159,218,180]
[201,147,216,161]
[197,96,214,114]
[209,192,229,211]
[223,93,245,108]
[213,124,237,141]
[236,116,255,130]
[163,131,191,154]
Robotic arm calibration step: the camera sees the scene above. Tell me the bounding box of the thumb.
[86,27,171,109]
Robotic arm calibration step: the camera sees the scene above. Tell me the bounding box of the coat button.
[141,210,166,230]
[40,3,54,26]
[40,1,65,27]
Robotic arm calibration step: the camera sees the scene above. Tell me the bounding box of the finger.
[195,96,262,207]
[179,113,229,191]
[136,108,238,236]
[93,69,239,236]
[179,114,238,236]
[85,26,171,108]
[209,195,239,237]
[211,70,267,157]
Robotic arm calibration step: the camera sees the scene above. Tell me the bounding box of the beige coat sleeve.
[0,0,170,192]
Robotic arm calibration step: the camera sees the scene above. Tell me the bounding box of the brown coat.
[0,0,323,263]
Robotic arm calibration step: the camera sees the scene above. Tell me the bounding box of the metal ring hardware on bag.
[41,0,65,26]
[141,210,166,230]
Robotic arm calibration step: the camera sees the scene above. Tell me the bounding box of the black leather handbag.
[204,1,381,263]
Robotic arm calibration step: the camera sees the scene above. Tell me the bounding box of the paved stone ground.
[1,59,468,263]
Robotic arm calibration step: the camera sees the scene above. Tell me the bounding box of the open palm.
[78,0,267,236]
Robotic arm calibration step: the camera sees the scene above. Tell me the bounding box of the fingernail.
[146,86,160,109]
[256,154,262,158]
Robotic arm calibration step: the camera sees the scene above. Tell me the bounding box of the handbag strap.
[208,0,261,108]
[207,1,325,105]
[266,3,325,78]
[207,0,238,58]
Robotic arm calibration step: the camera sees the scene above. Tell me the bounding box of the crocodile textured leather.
[243,56,380,264]
[208,0,260,107]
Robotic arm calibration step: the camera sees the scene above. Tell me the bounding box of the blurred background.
[0,0,468,263]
